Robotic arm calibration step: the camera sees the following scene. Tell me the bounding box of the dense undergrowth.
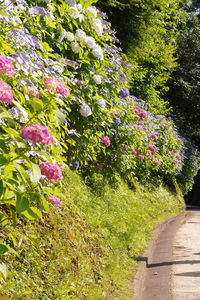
[1,168,184,299]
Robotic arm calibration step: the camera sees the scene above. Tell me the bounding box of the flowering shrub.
[0,0,198,279]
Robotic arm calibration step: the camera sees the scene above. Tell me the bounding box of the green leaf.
[13,100,29,121]
[16,194,29,213]
[0,244,8,255]
[0,180,3,197]
[31,163,41,182]
[0,262,7,279]
[54,110,66,125]
[30,98,43,112]
[21,207,42,220]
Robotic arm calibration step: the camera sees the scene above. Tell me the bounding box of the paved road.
[133,208,200,300]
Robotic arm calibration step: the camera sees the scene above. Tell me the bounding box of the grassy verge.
[1,169,185,299]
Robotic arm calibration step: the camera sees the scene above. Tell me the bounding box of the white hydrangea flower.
[86,6,97,19]
[92,45,103,60]
[85,36,96,49]
[97,99,106,110]
[93,19,103,36]
[65,31,74,42]
[68,7,80,19]
[71,42,80,53]
[80,103,92,117]
[47,4,53,11]
[75,29,87,43]
[93,75,101,84]
[57,30,67,43]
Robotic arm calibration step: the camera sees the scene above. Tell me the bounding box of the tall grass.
[1,168,185,299]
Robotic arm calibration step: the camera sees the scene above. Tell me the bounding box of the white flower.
[75,29,87,43]
[71,42,80,54]
[65,31,74,42]
[47,4,53,11]
[86,6,97,19]
[68,7,80,19]
[57,30,67,43]
[80,103,92,117]
[97,99,106,110]
[85,36,96,49]
[93,19,103,36]
[65,0,76,6]
[93,75,101,84]
[92,45,103,60]
[38,0,51,3]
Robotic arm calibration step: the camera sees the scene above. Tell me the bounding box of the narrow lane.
[171,210,200,300]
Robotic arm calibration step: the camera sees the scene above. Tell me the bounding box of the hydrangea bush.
[0,0,198,278]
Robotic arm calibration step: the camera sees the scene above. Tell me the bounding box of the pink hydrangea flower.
[101,136,111,147]
[48,195,60,207]
[139,112,146,118]
[0,56,15,77]
[154,160,160,165]
[174,149,178,153]
[135,115,140,120]
[150,134,157,139]
[149,145,156,154]
[147,152,152,158]
[97,165,103,170]
[132,149,137,155]
[134,107,141,114]
[56,81,70,97]
[0,80,14,103]
[21,124,53,145]
[176,154,181,159]
[44,78,70,97]
[143,126,148,131]
[27,86,39,98]
[167,149,172,154]
[173,160,178,165]
[138,154,144,159]
[39,161,63,181]
[138,122,144,126]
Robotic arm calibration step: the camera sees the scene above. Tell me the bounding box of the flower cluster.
[101,136,111,147]
[0,56,15,77]
[48,195,61,207]
[0,80,14,103]
[44,78,70,97]
[21,124,53,145]
[39,161,63,181]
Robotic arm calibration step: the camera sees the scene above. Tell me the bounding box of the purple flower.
[119,88,129,98]
[138,155,144,160]
[71,161,79,170]
[97,165,103,170]
[139,112,147,119]
[48,195,60,207]
[113,115,120,126]
[134,107,141,114]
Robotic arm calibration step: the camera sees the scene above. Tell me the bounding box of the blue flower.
[113,117,120,126]
[119,88,129,98]
[70,161,79,170]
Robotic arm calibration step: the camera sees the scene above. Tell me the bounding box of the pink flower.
[97,165,103,170]
[56,81,70,97]
[150,134,157,139]
[27,86,39,98]
[101,136,111,147]
[132,149,137,155]
[167,149,172,154]
[44,78,70,97]
[149,145,156,154]
[138,154,144,159]
[176,154,181,159]
[48,195,60,207]
[154,160,160,166]
[174,149,178,153]
[39,161,63,181]
[135,115,140,120]
[139,112,146,118]
[138,122,144,126]
[143,126,148,131]
[0,56,15,77]
[147,152,152,158]
[0,80,13,103]
[134,107,141,114]
[22,124,53,145]
[173,160,178,165]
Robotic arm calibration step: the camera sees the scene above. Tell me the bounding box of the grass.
[0,168,185,299]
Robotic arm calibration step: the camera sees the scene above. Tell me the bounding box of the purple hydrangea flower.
[119,88,129,98]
